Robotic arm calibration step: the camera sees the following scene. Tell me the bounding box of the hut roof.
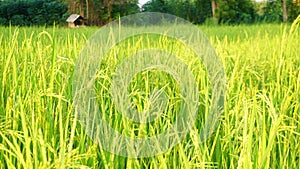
[66,14,83,23]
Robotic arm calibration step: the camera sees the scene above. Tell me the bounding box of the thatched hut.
[66,14,84,28]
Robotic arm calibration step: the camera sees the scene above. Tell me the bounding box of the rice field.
[0,19,299,168]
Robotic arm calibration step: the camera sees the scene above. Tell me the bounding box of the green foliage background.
[0,0,67,26]
[0,0,299,26]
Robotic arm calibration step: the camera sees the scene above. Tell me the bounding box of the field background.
[0,23,299,168]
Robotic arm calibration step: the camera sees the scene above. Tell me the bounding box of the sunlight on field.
[0,22,299,168]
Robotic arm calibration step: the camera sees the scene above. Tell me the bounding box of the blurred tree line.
[0,0,299,26]
[0,0,67,26]
[142,0,300,24]
[64,0,139,25]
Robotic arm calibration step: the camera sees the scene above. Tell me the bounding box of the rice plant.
[0,19,299,168]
